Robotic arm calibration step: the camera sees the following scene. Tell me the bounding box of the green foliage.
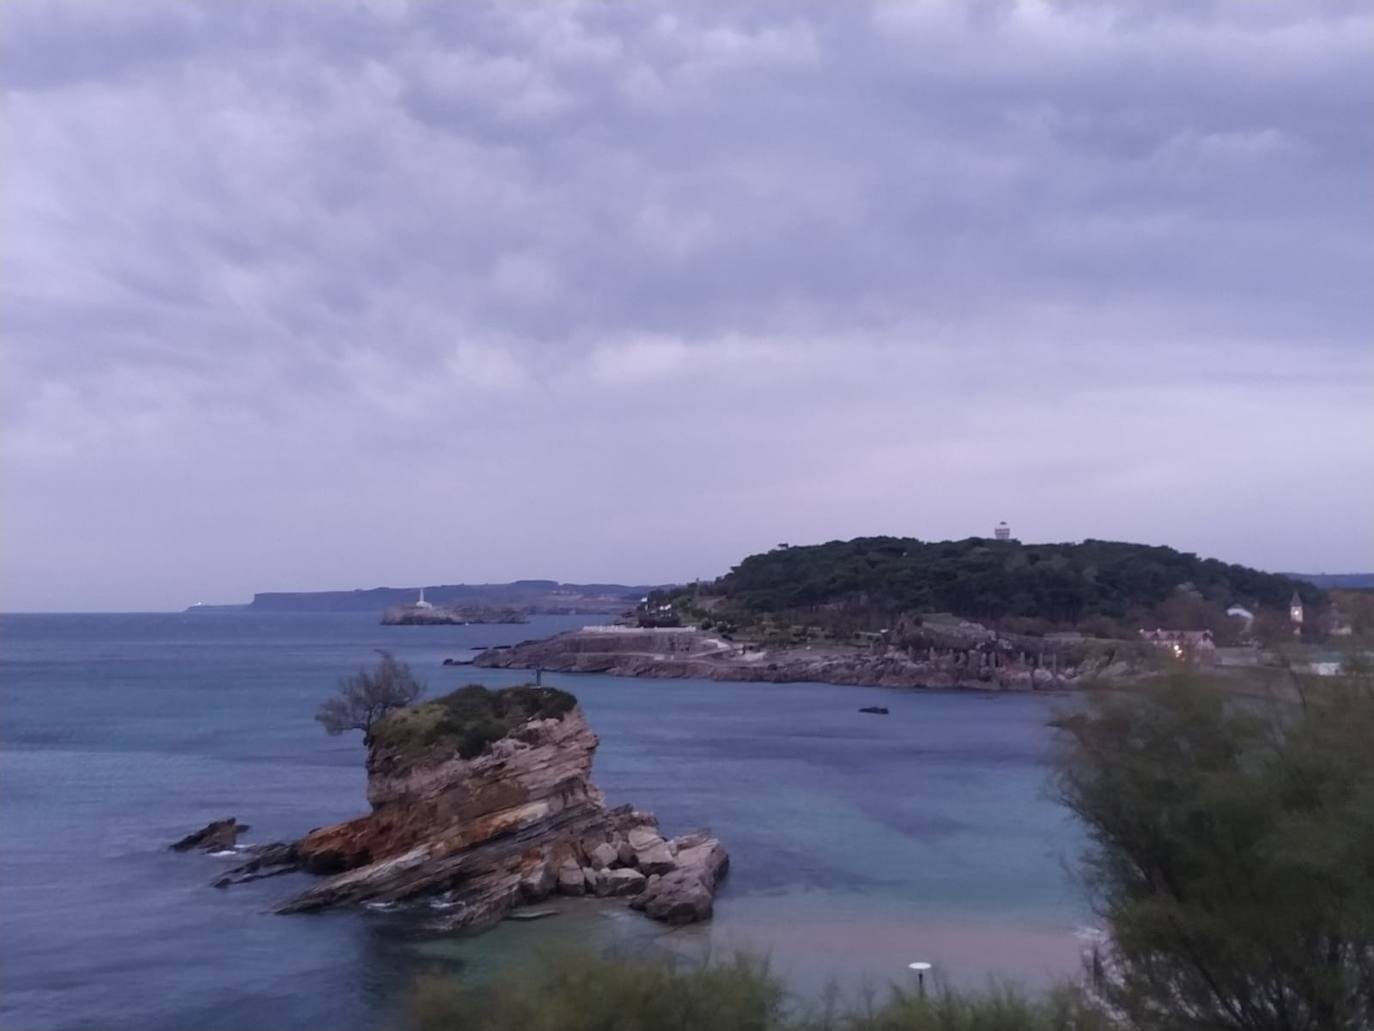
[401,952,1110,1031]
[404,952,785,1031]
[834,982,1113,1031]
[684,537,1320,635]
[1055,677,1374,1030]
[373,683,577,759]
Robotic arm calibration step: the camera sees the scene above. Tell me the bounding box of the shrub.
[1055,675,1374,1030]
[404,951,785,1031]
[374,683,578,759]
[400,951,1110,1031]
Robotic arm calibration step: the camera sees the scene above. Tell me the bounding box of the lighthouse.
[415,588,434,611]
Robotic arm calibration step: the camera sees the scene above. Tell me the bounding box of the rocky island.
[381,603,527,626]
[190,684,728,928]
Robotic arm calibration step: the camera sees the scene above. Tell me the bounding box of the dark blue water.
[1,613,1085,1030]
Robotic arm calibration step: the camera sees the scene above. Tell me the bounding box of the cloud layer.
[3,0,1371,610]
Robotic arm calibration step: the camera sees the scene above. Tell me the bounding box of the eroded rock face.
[295,707,605,875]
[200,694,728,930]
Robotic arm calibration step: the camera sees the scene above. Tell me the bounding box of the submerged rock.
[170,818,247,853]
[211,843,299,888]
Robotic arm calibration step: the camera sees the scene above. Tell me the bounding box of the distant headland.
[186,580,666,615]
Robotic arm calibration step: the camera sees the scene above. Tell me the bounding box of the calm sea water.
[0,612,1087,1031]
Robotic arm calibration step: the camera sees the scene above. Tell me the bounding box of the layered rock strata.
[205,687,727,929]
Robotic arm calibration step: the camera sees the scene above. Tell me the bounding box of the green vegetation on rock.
[374,684,577,759]
[664,537,1322,637]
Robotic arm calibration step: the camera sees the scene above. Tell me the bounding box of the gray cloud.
[2,0,1371,610]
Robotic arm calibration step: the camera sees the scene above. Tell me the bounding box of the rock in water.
[245,684,728,929]
[170,818,247,852]
[631,835,730,924]
[858,706,890,715]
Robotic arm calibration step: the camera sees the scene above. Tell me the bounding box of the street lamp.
[907,961,932,995]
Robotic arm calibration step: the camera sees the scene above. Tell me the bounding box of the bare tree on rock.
[316,651,424,745]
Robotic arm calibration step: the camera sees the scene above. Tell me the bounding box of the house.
[1140,628,1217,662]
[1327,612,1354,637]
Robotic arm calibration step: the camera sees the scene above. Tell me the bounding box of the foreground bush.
[405,952,783,1031]
[1056,677,1374,1031]
[403,951,1109,1031]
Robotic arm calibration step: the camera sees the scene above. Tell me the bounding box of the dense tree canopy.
[672,537,1321,635]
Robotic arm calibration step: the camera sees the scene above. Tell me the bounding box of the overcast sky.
[3,0,1371,612]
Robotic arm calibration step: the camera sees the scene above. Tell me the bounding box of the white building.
[994,521,1011,541]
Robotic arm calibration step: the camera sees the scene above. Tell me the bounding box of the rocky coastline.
[179,687,727,929]
[474,627,1154,690]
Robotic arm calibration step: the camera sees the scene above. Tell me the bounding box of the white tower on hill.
[994,521,1011,541]
[415,588,434,610]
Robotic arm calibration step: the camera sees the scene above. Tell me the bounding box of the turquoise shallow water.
[0,612,1087,1030]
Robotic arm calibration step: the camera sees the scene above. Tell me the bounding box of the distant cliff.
[1284,572,1374,590]
[246,580,666,614]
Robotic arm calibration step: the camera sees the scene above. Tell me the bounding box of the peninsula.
[476,536,1339,691]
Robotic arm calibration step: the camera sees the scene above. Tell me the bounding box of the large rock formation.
[205,684,727,929]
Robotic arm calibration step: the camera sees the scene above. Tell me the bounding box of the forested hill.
[679,537,1321,634]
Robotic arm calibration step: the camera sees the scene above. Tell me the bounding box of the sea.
[0,612,1089,1031]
